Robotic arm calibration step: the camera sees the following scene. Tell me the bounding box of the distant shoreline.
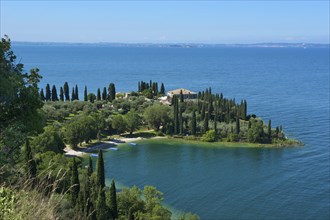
[11,41,330,49]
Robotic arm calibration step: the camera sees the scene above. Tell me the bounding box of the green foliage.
[144,104,170,131]
[0,187,16,219]
[125,110,141,135]
[96,188,109,220]
[112,114,127,134]
[63,115,99,148]
[108,179,118,218]
[84,85,88,101]
[24,139,37,179]
[0,36,44,164]
[247,119,265,143]
[96,150,105,189]
[108,83,116,102]
[71,158,80,206]
[31,125,65,154]
[201,130,217,142]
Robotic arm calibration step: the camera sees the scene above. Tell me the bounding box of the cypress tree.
[97,88,101,101]
[203,112,209,133]
[71,87,75,101]
[102,87,107,100]
[268,120,272,139]
[235,116,240,134]
[243,100,247,120]
[138,81,141,92]
[84,86,88,101]
[59,86,64,101]
[108,83,116,102]
[51,85,58,101]
[180,90,184,103]
[25,139,36,179]
[39,88,45,101]
[96,188,108,220]
[75,84,79,100]
[179,110,183,135]
[160,83,165,95]
[45,83,51,101]
[201,103,206,120]
[173,96,179,134]
[109,179,118,219]
[71,158,80,206]
[64,81,70,101]
[96,150,105,189]
[214,105,218,133]
[87,157,93,177]
[83,178,96,220]
[191,110,197,135]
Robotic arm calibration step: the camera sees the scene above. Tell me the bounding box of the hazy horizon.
[1,1,329,44]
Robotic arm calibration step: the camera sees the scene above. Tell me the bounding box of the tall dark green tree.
[39,88,45,101]
[173,96,179,134]
[84,86,88,102]
[109,179,118,219]
[96,149,105,189]
[191,110,197,135]
[96,188,108,220]
[102,87,107,101]
[179,110,183,135]
[75,84,79,100]
[243,100,247,120]
[25,139,36,179]
[87,156,93,177]
[71,158,80,206]
[45,83,51,101]
[268,119,272,139]
[64,81,70,101]
[201,103,206,121]
[59,86,64,101]
[97,88,101,101]
[180,90,184,103]
[203,113,209,133]
[108,83,116,102]
[51,85,58,101]
[71,87,75,101]
[235,116,240,134]
[214,104,218,133]
[160,83,165,95]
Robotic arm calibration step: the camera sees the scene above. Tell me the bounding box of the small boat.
[109,147,118,151]
[90,153,98,157]
[130,142,137,146]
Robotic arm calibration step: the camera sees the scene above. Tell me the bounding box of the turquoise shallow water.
[13,45,330,219]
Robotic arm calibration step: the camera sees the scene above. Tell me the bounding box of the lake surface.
[13,44,329,219]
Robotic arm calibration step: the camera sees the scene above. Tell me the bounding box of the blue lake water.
[13,44,330,219]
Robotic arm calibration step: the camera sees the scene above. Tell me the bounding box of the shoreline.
[64,134,302,157]
[64,136,166,157]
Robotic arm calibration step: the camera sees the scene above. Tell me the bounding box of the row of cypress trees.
[40,82,116,102]
[71,149,118,220]
[138,80,165,95]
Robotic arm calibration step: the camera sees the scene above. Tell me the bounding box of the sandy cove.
[64,136,166,157]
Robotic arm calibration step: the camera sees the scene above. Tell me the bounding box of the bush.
[201,130,217,142]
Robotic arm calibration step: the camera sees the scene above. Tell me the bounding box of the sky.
[1,1,329,44]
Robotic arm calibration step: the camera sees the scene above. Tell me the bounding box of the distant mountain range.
[12,41,329,48]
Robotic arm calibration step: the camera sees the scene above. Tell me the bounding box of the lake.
[13,44,330,219]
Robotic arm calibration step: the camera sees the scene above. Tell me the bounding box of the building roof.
[167,88,197,95]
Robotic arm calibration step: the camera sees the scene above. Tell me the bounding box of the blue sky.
[1,1,329,43]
